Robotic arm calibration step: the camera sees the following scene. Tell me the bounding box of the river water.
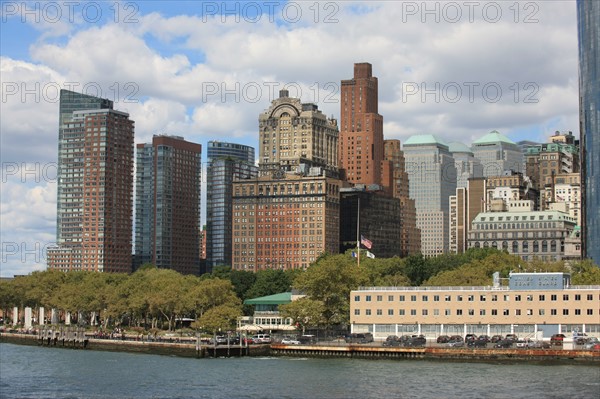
[0,343,598,399]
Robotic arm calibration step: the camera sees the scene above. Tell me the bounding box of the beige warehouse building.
[350,272,599,340]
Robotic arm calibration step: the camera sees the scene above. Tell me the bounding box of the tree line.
[1,249,598,334]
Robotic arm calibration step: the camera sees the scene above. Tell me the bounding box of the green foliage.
[244,269,293,299]
[571,259,600,285]
[279,297,325,333]
[293,254,369,328]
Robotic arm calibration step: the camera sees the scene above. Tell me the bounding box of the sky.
[0,1,580,277]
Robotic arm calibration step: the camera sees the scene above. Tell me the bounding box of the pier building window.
[575,295,581,301]
[539,295,545,301]
[515,295,521,301]
[377,309,382,316]
[354,309,360,315]
[457,295,463,301]
[515,310,521,316]
[422,310,428,316]
[480,310,486,316]
[539,309,545,316]
[434,295,440,301]
[399,295,405,301]
[563,294,569,301]
[587,309,593,315]
[503,309,509,315]
[587,294,593,300]
[399,309,405,315]
[388,295,394,302]
[575,309,581,315]
[377,295,383,302]
[354,295,360,302]
[551,309,557,315]
[422,295,428,302]
[445,295,451,301]
[492,295,498,301]
[468,309,475,316]
[551,295,557,301]
[492,309,498,315]
[434,309,440,316]
[366,295,372,302]
[411,309,417,316]
[456,310,463,315]
[411,295,417,302]
[468,295,474,302]
[563,309,569,316]
[445,309,451,316]
[366,309,371,315]
[388,309,394,316]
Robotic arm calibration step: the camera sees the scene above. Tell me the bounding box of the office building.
[449,178,487,254]
[577,0,600,264]
[48,91,134,272]
[350,272,600,340]
[403,135,456,256]
[206,143,257,271]
[448,142,483,189]
[135,135,202,275]
[471,130,523,177]
[383,139,420,255]
[339,63,384,185]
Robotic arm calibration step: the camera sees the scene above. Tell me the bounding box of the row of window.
[355,308,596,316]
[355,293,596,302]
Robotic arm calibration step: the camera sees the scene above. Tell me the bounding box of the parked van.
[252,334,271,343]
[345,333,374,344]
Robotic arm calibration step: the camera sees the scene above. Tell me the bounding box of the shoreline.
[2,332,599,365]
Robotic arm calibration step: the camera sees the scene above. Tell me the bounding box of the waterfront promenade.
[1,332,598,364]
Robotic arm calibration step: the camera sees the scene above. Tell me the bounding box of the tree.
[244,269,292,300]
[293,254,368,329]
[192,304,241,334]
[279,297,325,334]
[571,259,600,285]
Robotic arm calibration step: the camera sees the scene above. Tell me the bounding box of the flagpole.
[357,197,360,267]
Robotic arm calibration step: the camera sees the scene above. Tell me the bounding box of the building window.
[503,309,509,316]
[467,295,474,302]
[515,295,521,301]
[504,295,510,301]
[468,309,475,316]
[492,309,498,316]
[575,294,581,301]
[365,309,371,316]
[388,295,394,301]
[445,309,451,316]
[575,309,581,315]
[411,309,416,316]
[354,295,360,302]
[366,295,371,302]
[434,309,440,316]
[457,310,463,316]
[491,295,498,301]
[434,295,440,302]
[399,295,405,301]
[399,309,405,316]
[388,309,394,316]
[527,295,533,301]
[539,295,545,301]
[377,295,383,302]
[354,309,360,315]
[480,309,486,316]
[457,295,463,301]
[445,295,451,302]
[422,309,428,316]
[411,295,417,302]
[588,309,593,315]
[422,295,428,302]
[551,294,557,301]
[563,295,569,301]
[480,295,486,301]
[551,309,557,315]
[516,309,521,316]
[563,309,569,316]
[539,309,545,316]
[376,309,383,316]
[587,294,593,301]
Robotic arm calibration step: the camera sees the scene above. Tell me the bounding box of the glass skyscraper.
[135,135,202,275]
[578,0,600,264]
[206,141,256,271]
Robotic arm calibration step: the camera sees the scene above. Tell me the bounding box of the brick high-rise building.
[339,63,384,185]
[135,135,202,275]
[48,91,134,272]
[232,91,343,271]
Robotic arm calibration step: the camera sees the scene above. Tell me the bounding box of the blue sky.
[0,1,580,276]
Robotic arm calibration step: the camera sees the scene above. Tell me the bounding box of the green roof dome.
[404,134,448,146]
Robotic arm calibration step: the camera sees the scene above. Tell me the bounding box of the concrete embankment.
[270,343,600,364]
[2,333,598,364]
[0,332,270,358]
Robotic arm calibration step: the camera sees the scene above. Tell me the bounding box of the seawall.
[2,333,599,364]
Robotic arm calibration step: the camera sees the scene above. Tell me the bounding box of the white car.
[281,338,301,345]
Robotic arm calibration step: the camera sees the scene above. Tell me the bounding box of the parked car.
[515,338,533,348]
[383,335,401,347]
[437,335,450,344]
[583,337,600,350]
[575,336,588,345]
[505,334,518,342]
[345,333,373,344]
[252,334,272,344]
[529,341,551,349]
[494,339,513,348]
[447,336,464,347]
[490,335,503,343]
[298,335,316,345]
[551,334,566,346]
[281,337,301,345]
[477,335,490,343]
[404,335,426,347]
[464,334,477,343]
[467,339,487,348]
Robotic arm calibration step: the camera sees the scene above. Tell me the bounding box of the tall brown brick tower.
[339,63,384,186]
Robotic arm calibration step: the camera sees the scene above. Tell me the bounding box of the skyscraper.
[471,130,523,177]
[206,141,257,271]
[448,142,483,189]
[232,91,343,271]
[339,63,384,185]
[135,135,202,275]
[578,0,600,264]
[403,135,456,256]
[48,91,134,272]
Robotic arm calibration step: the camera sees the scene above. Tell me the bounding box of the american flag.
[360,235,372,249]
